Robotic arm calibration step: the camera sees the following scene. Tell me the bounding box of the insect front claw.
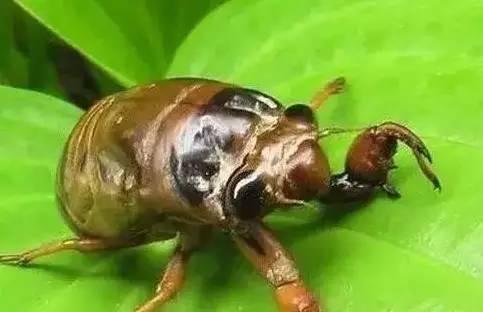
[416,143,433,164]
[382,183,401,199]
[375,122,441,191]
[343,121,441,196]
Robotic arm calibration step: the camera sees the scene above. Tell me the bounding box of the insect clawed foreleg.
[320,122,440,204]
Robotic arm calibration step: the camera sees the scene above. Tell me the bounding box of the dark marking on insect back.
[208,87,281,117]
[229,170,267,220]
[170,148,205,205]
[284,104,315,124]
[171,89,265,205]
[170,87,284,206]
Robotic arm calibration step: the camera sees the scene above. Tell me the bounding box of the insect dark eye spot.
[284,104,315,124]
[229,170,266,220]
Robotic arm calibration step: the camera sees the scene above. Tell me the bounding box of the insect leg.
[135,227,211,312]
[0,238,143,265]
[320,122,440,204]
[232,222,319,312]
[310,76,346,110]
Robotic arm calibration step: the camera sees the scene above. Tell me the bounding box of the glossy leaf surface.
[1,0,482,311]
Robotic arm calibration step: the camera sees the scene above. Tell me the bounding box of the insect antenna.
[318,127,367,139]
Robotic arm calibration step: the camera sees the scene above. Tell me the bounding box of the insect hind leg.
[134,227,211,312]
[0,237,144,266]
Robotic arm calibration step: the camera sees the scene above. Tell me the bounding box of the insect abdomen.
[56,79,233,238]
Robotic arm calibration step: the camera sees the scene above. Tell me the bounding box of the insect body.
[0,77,440,312]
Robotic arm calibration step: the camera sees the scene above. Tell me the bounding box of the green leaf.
[13,0,229,86]
[0,0,29,86]
[0,2,65,98]
[1,0,483,311]
[13,8,66,98]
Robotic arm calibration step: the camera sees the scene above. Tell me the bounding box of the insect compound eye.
[228,170,267,220]
[284,104,315,124]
